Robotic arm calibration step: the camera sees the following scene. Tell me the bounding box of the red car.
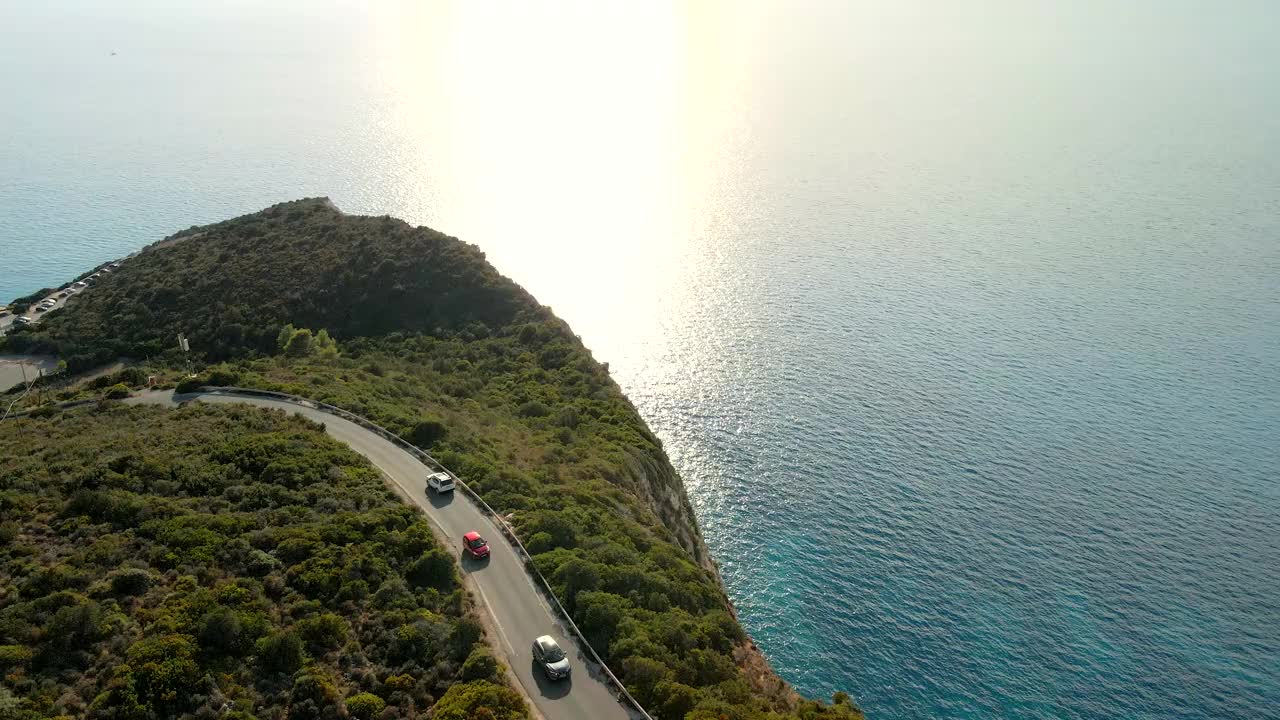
[463,531,490,559]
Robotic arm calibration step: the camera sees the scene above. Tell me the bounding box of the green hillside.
[0,403,522,720]
[3,199,862,720]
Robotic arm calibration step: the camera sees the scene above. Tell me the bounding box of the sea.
[1,2,1277,718]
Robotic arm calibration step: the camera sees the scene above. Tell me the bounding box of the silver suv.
[532,635,571,680]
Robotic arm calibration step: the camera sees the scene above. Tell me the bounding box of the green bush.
[622,656,672,706]
[128,634,201,714]
[198,608,247,657]
[104,383,130,399]
[408,418,448,448]
[0,645,34,670]
[655,681,701,720]
[287,670,341,720]
[296,612,348,654]
[114,367,148,386]
[206,366,241,386]
[108,568,152,596]
[345,692,386,720]
[460,645,501,682]
[430,681,527,720]
[517,400,549,418]
[256,630,304,674]
[406,548,455,591]
[175,375,205,394]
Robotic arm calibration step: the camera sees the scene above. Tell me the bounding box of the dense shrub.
[0,645,33,670]
[0,405,512,720]
[345,693,385,720]
[408,418,448,448]
[406,548,455,591]
[107,568,152,596]
[431,681,527,720]
[296,613,348,654]
[198,608,248,657]
[256,631,304,674]
[461,645,501,682]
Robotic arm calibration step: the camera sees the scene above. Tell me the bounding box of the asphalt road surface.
[126,389,636,720]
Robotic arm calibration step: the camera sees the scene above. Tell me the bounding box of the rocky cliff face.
[620,442,716,574]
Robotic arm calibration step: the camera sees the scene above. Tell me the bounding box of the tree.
[314,329,338,357]
[285,329,314,357]
[127,635,202,714]
[276,324,297,352]
[576,591,630,651]
[655,681,700,720]
[551,559,599,612]
[621,656,671,707]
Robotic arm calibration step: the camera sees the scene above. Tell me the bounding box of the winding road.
[126,389,635,720]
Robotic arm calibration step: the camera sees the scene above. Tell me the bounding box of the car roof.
[463,531,482,542]
[535,635,559,650]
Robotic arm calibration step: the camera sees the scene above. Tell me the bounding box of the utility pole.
[178,333,191,376]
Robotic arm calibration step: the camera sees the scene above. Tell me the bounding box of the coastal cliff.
[3,199,861,719]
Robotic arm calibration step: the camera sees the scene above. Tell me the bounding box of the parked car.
[426,471,455,494]
[462,531,490,560]
[532,635,571,680]
[14,317,33,326]
[34,306,48,313]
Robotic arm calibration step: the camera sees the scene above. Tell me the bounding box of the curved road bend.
[126,389,635,720]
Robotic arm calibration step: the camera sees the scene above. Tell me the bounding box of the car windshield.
[468,537,486,548]
[542,643,565,662]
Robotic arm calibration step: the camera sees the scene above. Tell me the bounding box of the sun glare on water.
[366,2,757,361]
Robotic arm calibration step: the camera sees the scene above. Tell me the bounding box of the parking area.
[0,261,122,337]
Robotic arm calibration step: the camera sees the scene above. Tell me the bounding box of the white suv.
[427,472,455,494]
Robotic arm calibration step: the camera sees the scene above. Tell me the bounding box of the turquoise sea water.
[2,2,1277,718]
